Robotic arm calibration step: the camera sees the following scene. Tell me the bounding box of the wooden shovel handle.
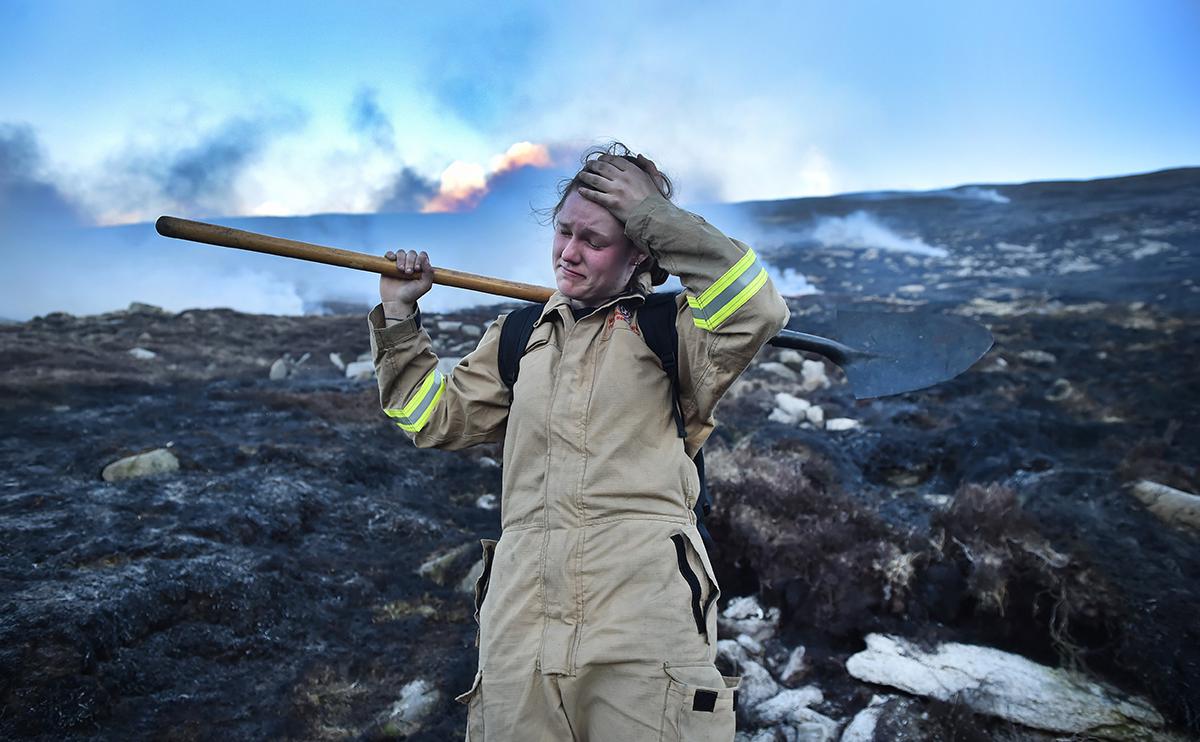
[155,215,556,304]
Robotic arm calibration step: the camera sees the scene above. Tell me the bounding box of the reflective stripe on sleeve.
[686,248,769,331]
[384,368,446,432]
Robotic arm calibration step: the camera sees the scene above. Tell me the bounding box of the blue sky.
[3,0,1198,222]
[1,0,1198,317]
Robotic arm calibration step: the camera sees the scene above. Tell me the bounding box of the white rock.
[839,695,894,742]
[128,347,157,360]
[788,720,841,742]
[805,405,825,426]
[1046,378,1075,402]
[720,596,780,642]
[458,558,485,594]
[752,686,824,723]
[437,356,462,376]
[736,633,764,655]
[825,418,860,432]
[723,595,767,620]
[736,731,777,742]
[1131,240,1172,259]
[771,394,822,427]
[751,687,837,740]
[357,350,372,362]
[460,324,482,338]
[102,448,179,482]
[800,360,831,392]
[478,456,500,468]
[980,355,1009,373]
[778,349,806,368]
[345,360,375,380]
[1018,349,1057,366]
[476,494,498,510]
[383,678,441,736]
[779,645,809,685]
[737,658,782,709]
[329,352,346,371]
[1131,480,1200,530]
[437,320,462,332]
[269,357,290,380]
[770,407,798,424]
[775,392,811,417]
[845,633,1164,738]
[717,639,750,668]
[759,362,798,382]
[417,542,474,586]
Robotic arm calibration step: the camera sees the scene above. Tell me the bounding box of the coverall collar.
[534,270,654,329]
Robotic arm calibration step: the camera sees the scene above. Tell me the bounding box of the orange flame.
[421,142,552,213]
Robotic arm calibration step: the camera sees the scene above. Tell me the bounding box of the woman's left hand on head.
[576,154,660,223]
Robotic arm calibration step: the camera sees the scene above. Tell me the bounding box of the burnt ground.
[2,167,1199,739]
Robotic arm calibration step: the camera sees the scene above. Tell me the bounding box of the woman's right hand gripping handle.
[380,249,433,318]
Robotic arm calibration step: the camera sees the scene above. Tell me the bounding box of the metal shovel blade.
[768,310,994,399]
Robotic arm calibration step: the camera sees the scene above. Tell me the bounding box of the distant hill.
[5,166,1197,320]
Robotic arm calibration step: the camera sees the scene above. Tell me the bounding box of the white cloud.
[496,8,863,205]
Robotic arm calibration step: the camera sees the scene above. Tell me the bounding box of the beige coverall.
[369,193,790,741]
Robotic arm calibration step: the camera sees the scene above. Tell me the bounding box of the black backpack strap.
[635,292,687,439]
[634,293,714,546]
[498,303,544,390]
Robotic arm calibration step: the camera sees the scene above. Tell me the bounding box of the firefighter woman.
[369,144,789,741]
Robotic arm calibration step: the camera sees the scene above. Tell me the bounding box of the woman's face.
[552,190,643,305]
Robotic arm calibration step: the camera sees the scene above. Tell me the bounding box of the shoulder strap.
[634,292,714,545]
[635,292,686,439]
[498,303,544,390]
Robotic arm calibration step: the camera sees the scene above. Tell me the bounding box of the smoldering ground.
[1,167,1198,739]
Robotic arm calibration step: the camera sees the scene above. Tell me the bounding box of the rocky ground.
[2,168,1198,740]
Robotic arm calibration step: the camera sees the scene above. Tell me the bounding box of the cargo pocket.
[669,531,721,640]
[472,539,497,646]
[659,663,740,742]
[454,670,485,741]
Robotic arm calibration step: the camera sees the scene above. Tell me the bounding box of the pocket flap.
[670,529,721,637]
[454,670,483,705]
[473,539,498,613]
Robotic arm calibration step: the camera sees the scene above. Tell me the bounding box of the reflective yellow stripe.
[690,247,758,309]
[383,369,446,433]
[686,248,768,331]
[692,267,768,330]
[399,376,445,432]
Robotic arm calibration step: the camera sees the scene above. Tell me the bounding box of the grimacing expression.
[552,190,643,305]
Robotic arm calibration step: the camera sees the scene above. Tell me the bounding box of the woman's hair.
[543,141,674,286]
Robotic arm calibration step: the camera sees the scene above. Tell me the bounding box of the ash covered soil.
[2,168,1199,740]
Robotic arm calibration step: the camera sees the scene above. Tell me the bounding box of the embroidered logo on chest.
[611,304,640,335]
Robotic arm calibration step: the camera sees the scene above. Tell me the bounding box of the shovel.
[155,215,992,398]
